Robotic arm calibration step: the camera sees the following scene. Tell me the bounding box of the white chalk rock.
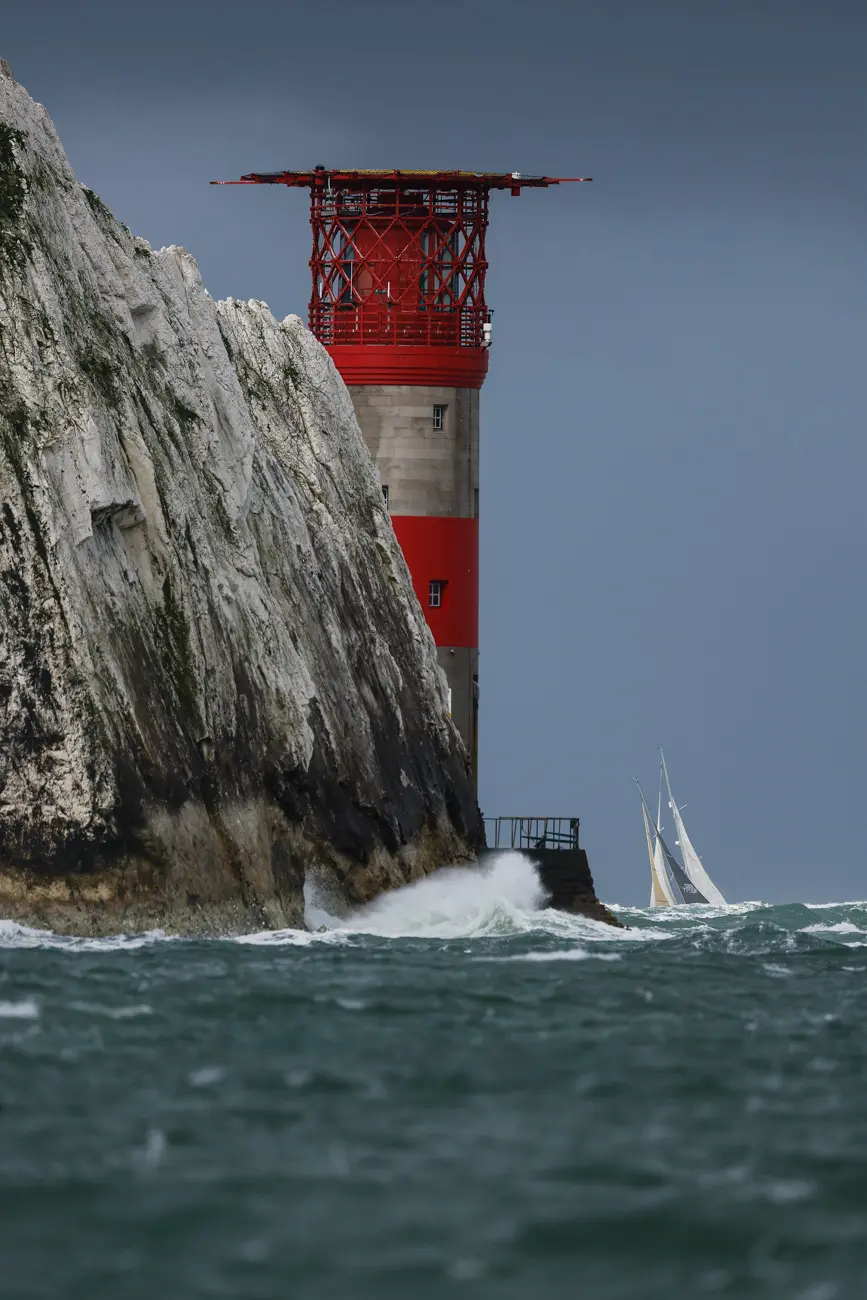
[0,60,480,935]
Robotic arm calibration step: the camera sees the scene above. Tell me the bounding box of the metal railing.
[311,302,488,348]
[484,817,581,852]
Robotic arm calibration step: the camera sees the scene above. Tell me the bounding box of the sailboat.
[637,752,727,906]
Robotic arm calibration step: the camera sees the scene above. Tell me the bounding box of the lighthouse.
[212,169,590,784]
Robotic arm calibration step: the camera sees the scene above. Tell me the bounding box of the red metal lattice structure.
[211,169,591,360]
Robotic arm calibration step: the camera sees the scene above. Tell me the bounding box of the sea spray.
[330,852,548,939]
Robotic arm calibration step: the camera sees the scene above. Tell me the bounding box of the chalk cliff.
[0,60,483,935]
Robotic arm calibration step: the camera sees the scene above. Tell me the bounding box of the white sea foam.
[303,853,686,944]
[610,903,768,949]
[330,852,547,940]
[0,920,170,952]
[613,900,767,922]
[237,853,633,946]
[805,901,867,910]
[485,948,623,964]
[0,997,39,1018]
[188,1066,225,1088]
[70,1001,153,1019]
[802,922,865,936]
[585,921,676,942]
[233,926,348,947]
[134,1128,166,1173]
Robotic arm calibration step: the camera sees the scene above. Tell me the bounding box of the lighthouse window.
[432,405,444,431]
[429,580,445,608]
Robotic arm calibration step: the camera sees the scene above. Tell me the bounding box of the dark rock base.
[0,799,475,938]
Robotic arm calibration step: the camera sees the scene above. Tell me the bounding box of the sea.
[1,853,866,1300]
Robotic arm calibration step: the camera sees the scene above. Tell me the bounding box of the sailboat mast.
[660,748,727,906]
[636,781,656,875]
[661,748,673,829]
[661,749,683,866]
[657,754,664,834]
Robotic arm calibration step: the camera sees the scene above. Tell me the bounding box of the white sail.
[649,837,670,909]
[638,781,677,906]
[651,836,672,906]
[649,774,670,909]
[651,770,672,905]
[661,750,726,906]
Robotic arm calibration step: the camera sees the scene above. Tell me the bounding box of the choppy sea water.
[1,854,866,1300]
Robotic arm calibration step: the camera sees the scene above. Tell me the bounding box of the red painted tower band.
[212,169,591,784]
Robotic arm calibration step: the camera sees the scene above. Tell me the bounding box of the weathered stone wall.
[348,384,479,519]
[0,61,482,935]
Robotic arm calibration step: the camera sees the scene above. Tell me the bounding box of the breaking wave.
[320,852,547,939]
[0,861,866,954]
[302,853,681,943]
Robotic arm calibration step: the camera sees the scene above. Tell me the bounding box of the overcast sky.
[5,1,867,904]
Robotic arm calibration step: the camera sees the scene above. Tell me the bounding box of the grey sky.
[5,1,867,903]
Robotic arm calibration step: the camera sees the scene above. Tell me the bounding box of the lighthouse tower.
[212,169,590,783]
